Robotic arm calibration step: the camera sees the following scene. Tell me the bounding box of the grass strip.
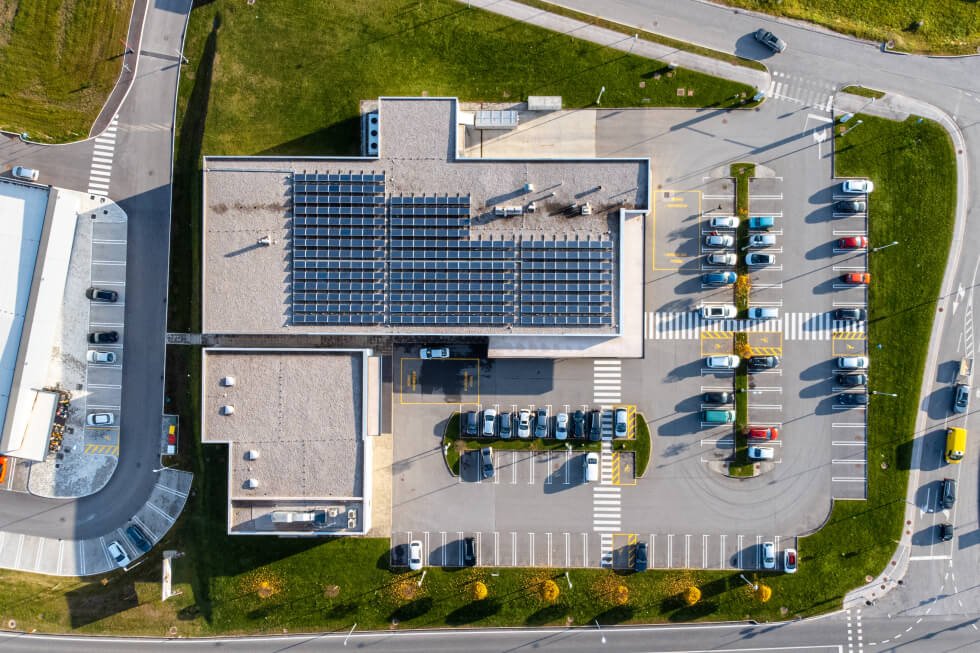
[731,163,755,313]
[513,0,767,71]
[444,413,462,475]
[729,336,753,477]
[613,413,652,478]
[841,85,885,100]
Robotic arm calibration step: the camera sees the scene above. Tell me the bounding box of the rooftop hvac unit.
[257,235,271,246]
[245,449,260,460]
[219,405,235,416]
[220,376,236,387]
[327,507,340,517]
[527,95,562,111]
[580,202,593,216]
[245,478,259,489]
[366,111,379,155]
[474,110,519,130]
[494,206,524,217]
[524,183,535,192]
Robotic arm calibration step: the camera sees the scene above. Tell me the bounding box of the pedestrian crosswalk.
[594,441,621,567]
[646,311,865,341]
[767,71,835,112]
[592,360,622,404]
[88,115,119,196]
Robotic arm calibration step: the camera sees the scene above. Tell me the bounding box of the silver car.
[614,408,628,438]
[517,409,531,438]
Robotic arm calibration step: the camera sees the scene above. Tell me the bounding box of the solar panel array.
[291,174,615,328]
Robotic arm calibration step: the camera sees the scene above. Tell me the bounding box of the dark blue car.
[126,524,152,553]
[702,271,737,285]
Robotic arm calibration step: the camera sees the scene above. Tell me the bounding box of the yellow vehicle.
[945,427,967,464]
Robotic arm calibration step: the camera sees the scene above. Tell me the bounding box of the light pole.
[739,573,758,591]
[871,391,898,397]
[153,465,175,473]
[344,623,356,646]
[596,86,606,106]
[595,619,606,645]
[871,240,899,253]
[841,119,864,136]
[565,571,573,589]
[417,569,427,587]
[629,34,638,52]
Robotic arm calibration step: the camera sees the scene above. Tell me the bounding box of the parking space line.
[563,449,571,485]
[666,534,673,569]
[737,534,743,568]
[702,534,708,569]
[510,452,518,484]
[440,532,447,567]
[424,532,430,564]
[582,533,589,567]
[547,532,552,567]
[564,532,570,567]
[684,534,691,569]
[511,532,517,566]
[719,534,726,569]
[528,453,534,485]
[493,532,499,566]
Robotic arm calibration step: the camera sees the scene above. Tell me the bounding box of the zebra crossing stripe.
[646,311,865,341]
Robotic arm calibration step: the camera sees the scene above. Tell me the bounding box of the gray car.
[534,408,550,438]
[754,29,787,53]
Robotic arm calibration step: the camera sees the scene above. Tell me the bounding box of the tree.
[471,581,488,601]
[755,584,772,602]
[540,579,560,602]
[613,585,629,606]
[683,586,701,606]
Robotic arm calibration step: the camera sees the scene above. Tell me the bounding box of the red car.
[748,426,779,440]
[837,236,868,250]
[842,272,870,285]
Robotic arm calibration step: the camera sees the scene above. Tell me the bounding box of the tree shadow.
[525,603,567,626]
[444,598,502,625]
[594,605,634,624]
[389,597,434,623]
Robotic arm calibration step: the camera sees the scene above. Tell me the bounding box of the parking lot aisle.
[832,422,868,499]
[592,360,622,404]
[88,115,119,196]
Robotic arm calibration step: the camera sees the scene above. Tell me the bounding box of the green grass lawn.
[613,414,652,477]
[0,0,133,142]
[716,0,979,54]
[841,85,885,100]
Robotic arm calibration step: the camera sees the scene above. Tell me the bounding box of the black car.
[464,411,479,436]
[589,410,602,442]
[839,393,869,406]
[941,477,956,509]
[837,373,867,387]
[572,410,586,438]
[88,330,119,344]
[126,524,152,553]
[835,307,867,321]
[748,356,780,372]
[87,287,119,302]
[703,391,732,404]
[634,542,648,571]
[463,537,476,566]
[834,200,866,214]
[938,523,954,542]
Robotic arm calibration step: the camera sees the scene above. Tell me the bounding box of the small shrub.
[471,581,488,601]
[755,584,772,603]
[539,579,560,602]
[683,586,701,606]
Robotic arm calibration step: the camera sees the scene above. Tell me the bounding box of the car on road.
[463,537,476,566]
[107,541,130,568]
[572,410,586,438]
[761,541,777,569]
[838,392,869,406]
[748,426,779,440]
[784,548,798,573]
[754,29,787,53]
[940,477,956,509]
[748,355,780,371]
[555,412,569,440]
[748,216,775,230]
[11,166,39,181]
[747,306,779,320]
[88,330,119,344]
[745,252,774,266]
[842,272,871,285]
[635,542,648,572]
[834,200,866,213]
[837,373,867,387]
[702,271,737,285]
[464,411,479,436]
[499,412,512,438]
[747,234,776,248]
[589,409,602,441]
[86,287,119,302]
[87,350,117,364]
[709,216,739,229]
[614,408,628,438]
[482,408,497,436]
[420,347,450,359]
[86,412,114,427]
[408,540,423,570]
[704,233,734,248]
[706,354,740,369]
[838,236,869,250]
[835,307,866,321]
[481,446,494,479]
[706,252,737,266]
[842,179,874,194]
[938,523,954,542]
[126,524,152,553]
[838,356,869,370]
[584,452,599,482]
[517,409,531,439]
[953,384,970,414]
[534,408,550,438]
[748,446,775,461]
[703,391,732,404]
[701,304,737,320]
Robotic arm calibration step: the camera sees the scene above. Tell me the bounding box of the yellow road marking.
[84,444,119,455]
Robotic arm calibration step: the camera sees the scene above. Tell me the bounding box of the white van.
[584,452,599,482]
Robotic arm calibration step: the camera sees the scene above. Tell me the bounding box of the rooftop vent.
[220,376,236,387]
[257,235,272,246]
[245,449,260,460]
[244,478,259,489]
[219,405,235,416]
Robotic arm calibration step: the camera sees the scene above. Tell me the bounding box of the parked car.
[482,408,497,436]
[835,307,867,321]
[408,540,423,570]
[953,384,970,414]
[86,287,119,302]
[748,216,775,230]
[499,412,512,438]
[834,200,866,213]
[746,253,774,266]
[534,408,550,438]
[86,413,114,427]
[748,234,776,248]
[748,426,779,440]
[842,272,871,285]
[584,452,599,482]
[107,541,130,568]
[706,355,740,369]
[702,409,735,424]
[940,477,956,509]
[754,29,787,53]
[748,355,780,371]
[761,541,777,569]
[589,409,602,441]
[420,347,449,359]
[703,271,737,285]
[704,233,734,248]
[842,179,874,194]
[838,236,869,250]
[87,350,117,364]
[517,409,532,439]
[555,412,569,440]
[481,446,494,479]
[11,166,39,181]
[463,537,476,566]
[701,304,737,319]
[783,548,798,573]
[572,410,586,438]
[837,373,867,387]
[706,252,737,266]
[747,307,779,320]
[614,408,628,438]
[748,446,775,461]
[634,542,648,571]
[709,216,739,229]
[839,393,870,406]
[464,411,479,436]
[838,356,869,370]
[126,524,152,553]
[703,391,732,404]
[88,330,119,344]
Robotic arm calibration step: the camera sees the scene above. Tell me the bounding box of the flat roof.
[202,97,649,336]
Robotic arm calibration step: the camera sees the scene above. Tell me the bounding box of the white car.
[842,179,874,194]
[703,234,734,248]
[482,408,497,436]
[408,540,423,570]
[555,412,569,440]
[614,408,628,438]
[706,355,740,369]
[517,409,531,439]
[584,452,599,482]
[748,234,776,248]
[837,356,869,370]
[701,304,737,320]
[748,446,775,461]
[783,547,798,573]
[746,253,774,266]
[107,540,130,568]
[87,413,114,427]
[761,541,776,569]
[420,347,449,359]
[709,217,739,229]
[706,252,736,266]
[87,350,117,364]
[11,166,39,181]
